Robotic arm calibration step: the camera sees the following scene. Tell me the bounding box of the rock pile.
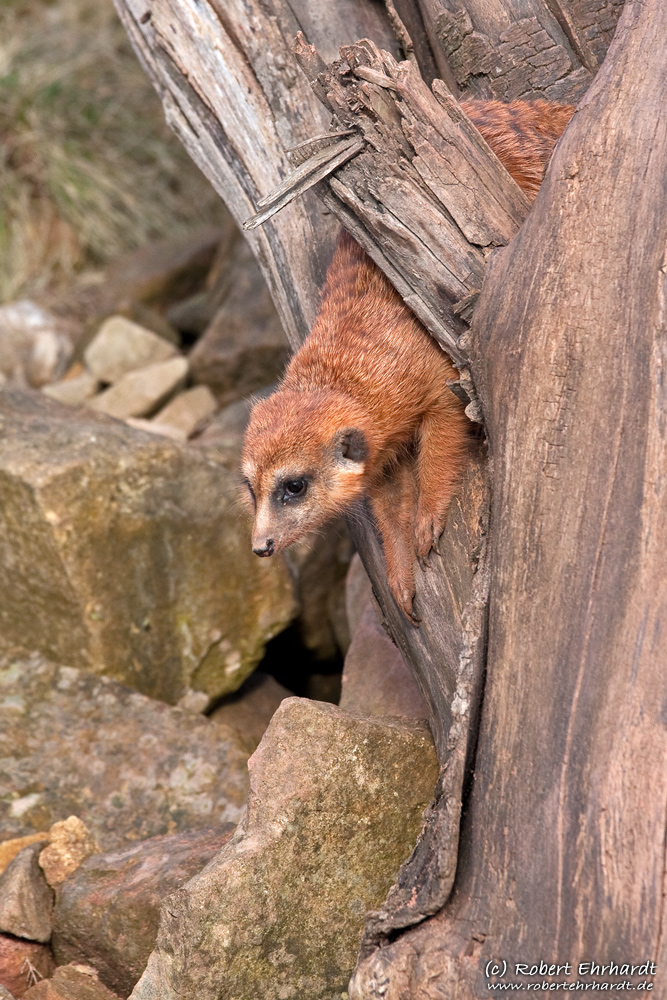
[0,224,437,1000]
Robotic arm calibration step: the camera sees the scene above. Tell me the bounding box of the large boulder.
[0,654,249,848]
[130,699,438,1000]
[52,828,235,998]
[0,390,296,703]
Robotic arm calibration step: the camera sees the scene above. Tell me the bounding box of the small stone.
[87,356,188,419]
[0,844,54,943]
[84,317,177,384]
[151,385,217,438]
[0,836,50,877]
[23,965,120,1000]
[130,699,438,1000]
[0,984,16,1000]
[39,818,97,889]
[209,672,292,754]
[123,417,186,441]
[42,372,99,407]
[52,827,235,997]
[0,933,54,998]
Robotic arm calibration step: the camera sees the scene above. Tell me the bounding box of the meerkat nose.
[253,539,275,557]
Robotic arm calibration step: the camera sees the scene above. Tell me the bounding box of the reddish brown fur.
[464,99,574,199]
[242,100,573,621]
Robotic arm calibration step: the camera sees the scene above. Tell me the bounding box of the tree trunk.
[110,0,666,996]
[351,0,667,993]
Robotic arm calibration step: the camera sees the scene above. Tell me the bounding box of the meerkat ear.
[333,427,368,466]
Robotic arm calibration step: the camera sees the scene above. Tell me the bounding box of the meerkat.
[242,99,574,623]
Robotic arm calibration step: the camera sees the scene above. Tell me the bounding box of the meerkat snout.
[252,538,274,557]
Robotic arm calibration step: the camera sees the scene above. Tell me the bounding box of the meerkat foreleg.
[370,452,421,623]
[414,396,469,564]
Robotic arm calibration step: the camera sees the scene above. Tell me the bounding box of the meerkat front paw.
[414,512,443,565]
[387,571,421,625]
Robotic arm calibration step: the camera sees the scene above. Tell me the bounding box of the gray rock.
[192,387,274,458]
[0,845,54,943]
[0,390,296,703]
[130,698,438,1000]
[150,385,217,439]
[189,242,289,406]
[209,672,291,754]
[87,356,188,419]
[345,553,374,638]
[341,555,428,719]
[0,654,249,848]
[52,827,235,998]
[42,372,99,407]
[102,225,225,311]
[340,602,429,719]
[23,965,121,1000]
[0,301,73,388]
[0,985,16,1000]
[165,290,213,337]
[84,317,177,384]
[287,519,354,661]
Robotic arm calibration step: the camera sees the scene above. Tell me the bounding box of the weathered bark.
[418,0,622,102]
[289,38,531,365]
[351,0,667,993]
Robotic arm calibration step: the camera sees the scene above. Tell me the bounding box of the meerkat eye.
[282,478,307,501]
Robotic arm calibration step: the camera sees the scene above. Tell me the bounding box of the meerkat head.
[241,388,372,558]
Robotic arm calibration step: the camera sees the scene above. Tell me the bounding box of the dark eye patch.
[280,477,308,502]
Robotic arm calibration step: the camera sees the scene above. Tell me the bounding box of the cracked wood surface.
[351,0,667,994]
[420,0,623,103]
[293,36,531,364]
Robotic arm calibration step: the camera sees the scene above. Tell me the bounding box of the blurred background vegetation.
[0,0,226,307]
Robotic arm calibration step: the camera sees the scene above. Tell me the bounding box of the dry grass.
[0,0,226,305]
